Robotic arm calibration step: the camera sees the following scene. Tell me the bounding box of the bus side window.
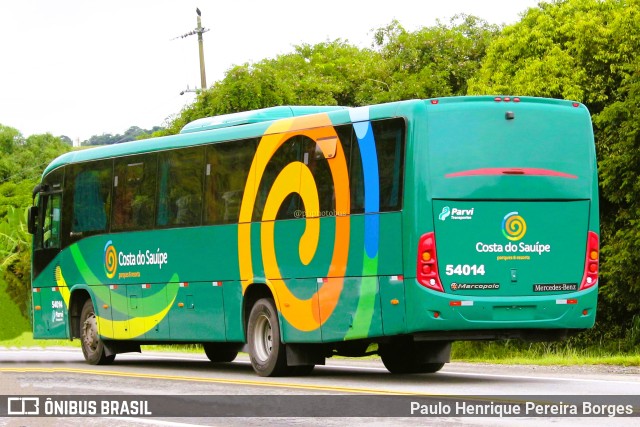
[157,147,204,227]
[64,160,112,241]
[371,118,405,212]
[205,139,257,225]
[338,124,365,214]
[112,155,156,231]
[42,194,62,249]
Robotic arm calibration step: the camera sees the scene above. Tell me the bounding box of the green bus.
[28,96,599,376]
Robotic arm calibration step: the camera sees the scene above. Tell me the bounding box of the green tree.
[468,0,640,116]
[0,206,32,319]
[361,15,499,104]
[468,0,640,342]
[595,58,640,344]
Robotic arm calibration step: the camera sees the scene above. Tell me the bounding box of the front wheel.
[247,298,288,377]
[80,299,115,365]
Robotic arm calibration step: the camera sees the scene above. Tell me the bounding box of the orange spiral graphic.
[104,242,117,279]
[238,114,350,332]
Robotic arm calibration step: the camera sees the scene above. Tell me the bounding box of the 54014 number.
[445,264,485,276]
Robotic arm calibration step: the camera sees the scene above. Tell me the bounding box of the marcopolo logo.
[502,212,527,241]
[104,240,117,279]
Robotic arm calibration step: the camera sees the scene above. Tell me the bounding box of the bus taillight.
[580,231,599,290]
[417,232,444,292]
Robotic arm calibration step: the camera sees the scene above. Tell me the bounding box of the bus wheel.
[379,342,444,374]
[80,299,115,365]
[203,343,240,363]
[247,298,288,377]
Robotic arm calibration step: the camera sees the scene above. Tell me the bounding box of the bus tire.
[203,343,240,363]
[247,298,288,377]
[80,299,115,365]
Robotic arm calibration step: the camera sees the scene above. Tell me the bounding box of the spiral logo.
[238,114,350,332]
[104,240,117,279]
[502,212,527,241]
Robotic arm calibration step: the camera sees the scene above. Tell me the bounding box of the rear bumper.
[405,280,598,334]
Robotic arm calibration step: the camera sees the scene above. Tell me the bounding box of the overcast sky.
[0,0,541,143]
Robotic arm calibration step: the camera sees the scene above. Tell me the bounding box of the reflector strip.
[180,282,189,287]
[33,288,40,293]
[212,281,222,287]
[390,275,404,282]
[52,287,59,292]
[450,301,474,307]
[556,299,578,305]
[109,285,118,290]
[142,284,150,289]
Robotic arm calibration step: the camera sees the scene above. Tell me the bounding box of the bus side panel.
[379,275,406,335]
[142,284,170,340]
[281,278,322,343]
[168,282,226,341]
[32,287,69,339]
[222,281,244,342]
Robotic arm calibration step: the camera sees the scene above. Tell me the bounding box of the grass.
[452,341,640,366]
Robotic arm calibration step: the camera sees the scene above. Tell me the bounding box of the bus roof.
[41,96,586,177]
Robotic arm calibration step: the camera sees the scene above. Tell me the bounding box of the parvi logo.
[439,206,451,221]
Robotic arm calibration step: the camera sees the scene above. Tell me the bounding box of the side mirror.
[27,206,38,235]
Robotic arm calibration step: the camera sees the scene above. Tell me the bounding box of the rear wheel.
[203,343,241,363]
[80,299,115,365]
[247,298,288,377]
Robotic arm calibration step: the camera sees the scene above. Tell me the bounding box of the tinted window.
[66,160,112,235]
[339,118,405,214]
[157,147,204,227]
[372,118,405,211]
[35,167,64,250]
[112,155,157,231]
[255,136,300,221]
[205,139,257,224]
[301,135,335,216]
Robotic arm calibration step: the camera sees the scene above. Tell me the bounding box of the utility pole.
[196,8,207,90]
[173,7,209,93]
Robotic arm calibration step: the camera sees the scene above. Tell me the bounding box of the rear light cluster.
[417,232,444,292]
[580,231,599,290]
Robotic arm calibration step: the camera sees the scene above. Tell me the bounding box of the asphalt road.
[0,348,639,426]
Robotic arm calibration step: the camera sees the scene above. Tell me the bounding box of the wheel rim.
[82,312,99,355]
[252,313,273,362]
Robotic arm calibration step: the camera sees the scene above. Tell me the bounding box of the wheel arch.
[243,282,279,341]
[69,287,92,339]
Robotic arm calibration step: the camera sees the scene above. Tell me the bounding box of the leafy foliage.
[469,0,640,342]
[0,207,32,319]
[82,125,163,146]
[363,16,499,104]
[0,125,71,320]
